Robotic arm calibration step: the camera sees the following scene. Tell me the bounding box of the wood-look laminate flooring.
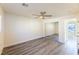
[2,34,77,55]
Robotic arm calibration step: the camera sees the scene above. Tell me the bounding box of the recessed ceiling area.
[0,3,79,18]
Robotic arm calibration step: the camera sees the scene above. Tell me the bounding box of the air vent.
[22,3,28,7]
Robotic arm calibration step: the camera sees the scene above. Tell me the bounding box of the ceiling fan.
[32,11,52,19]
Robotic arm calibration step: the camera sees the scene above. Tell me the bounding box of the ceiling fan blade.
[44,15,52,17]
[40,11,46,15]
[34,16,45,19]
[32,14,41,16]
[34,16,39,19]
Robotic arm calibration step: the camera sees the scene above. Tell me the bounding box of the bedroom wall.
[54,22,58,34]
[45,23,56,36]
[4,13,56,47]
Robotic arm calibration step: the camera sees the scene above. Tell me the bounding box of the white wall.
[59,19,65,43]
[4,13,43,47]
[54,22,58,34]
[45,23,56,36]
[4,13,57,47]
[0,6,4,54]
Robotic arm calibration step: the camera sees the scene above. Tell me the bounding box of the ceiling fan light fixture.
[33,11,52,19]
[39,16,43,19]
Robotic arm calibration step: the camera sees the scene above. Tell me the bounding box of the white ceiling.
[0,3,79,18]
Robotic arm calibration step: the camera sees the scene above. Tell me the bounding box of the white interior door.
[64,20,77,54]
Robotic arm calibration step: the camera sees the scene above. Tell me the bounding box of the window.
[67,23,76,32]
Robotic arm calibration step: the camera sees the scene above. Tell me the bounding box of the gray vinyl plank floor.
[2,34,77,55]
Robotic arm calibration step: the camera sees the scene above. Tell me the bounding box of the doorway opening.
[44,22,59,42]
